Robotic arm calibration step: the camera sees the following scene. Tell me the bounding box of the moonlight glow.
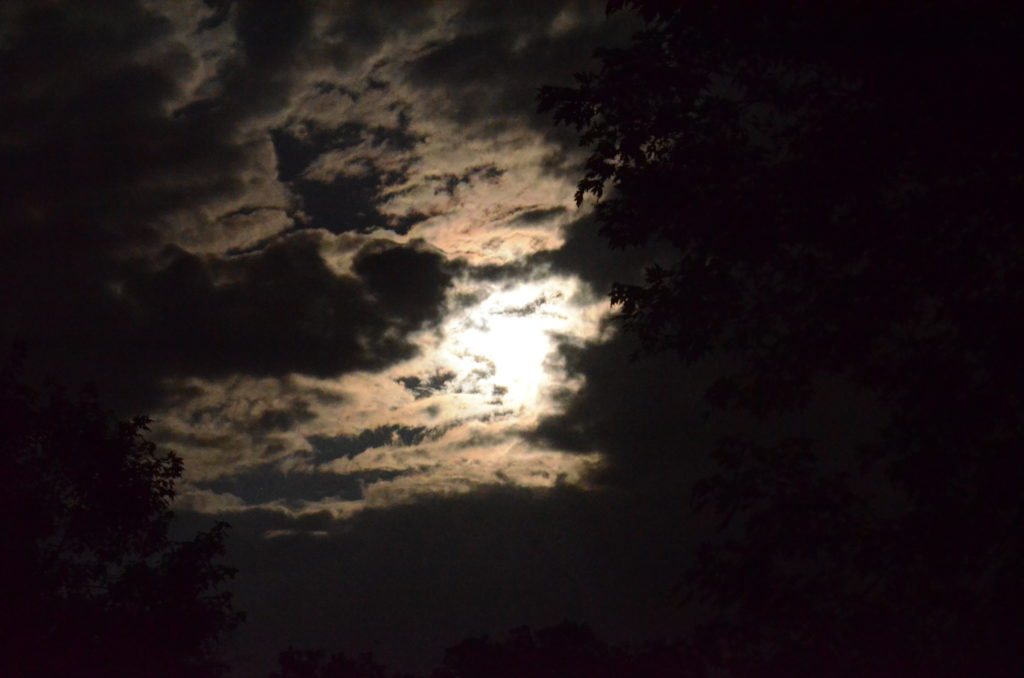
[437,277,590,416]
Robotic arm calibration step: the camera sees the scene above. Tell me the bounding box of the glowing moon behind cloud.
[436,276,599,420]
[130,0,624,519]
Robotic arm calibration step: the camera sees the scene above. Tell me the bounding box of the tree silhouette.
[271,622,690,678]
[1,353,242,678]
[541,2,1024,676]
[432,622,626,678]
[270,647,394,678]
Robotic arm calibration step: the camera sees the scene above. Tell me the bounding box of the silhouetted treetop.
[270,647,395,678]
[540,2,1024,407]
[541,2,1024,676]
[431,621,692,678]
[269,622,690,678]
[1,353,242,678]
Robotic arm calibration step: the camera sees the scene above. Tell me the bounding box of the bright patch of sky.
[144,1,628,523]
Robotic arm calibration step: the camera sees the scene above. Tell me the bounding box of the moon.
[436,276,592,417]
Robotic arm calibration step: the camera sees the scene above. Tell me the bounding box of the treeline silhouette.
[270,622,688,678]
[1,353,242,678]
[540,0,1024,676]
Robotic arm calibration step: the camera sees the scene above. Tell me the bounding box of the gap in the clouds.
[307,424,440,463]
[270,124,366,184]
[395,369,457,399]
[263,98,429,239]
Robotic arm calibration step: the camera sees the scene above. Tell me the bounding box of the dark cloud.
[0,1,243,247]
[198,0,233,32]
[461,260,541,284]
[511,206,568,225]
[175,483,700,676]
[0,0,342,409]
[6,233,453,411]
[317,1,436,72]
[403,2,637,129]
[124,237,379,375]
[234,0,313,70]
[535,209,886,494]
[530,330,885,495]
[353,240,455,326]
[532,214,664,298]
[494,292,559,318]
[529,332,723,490]
[439,212,656,292]
[254,405,315,434]
[211,0,315,120]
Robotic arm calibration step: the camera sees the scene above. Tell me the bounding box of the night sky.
[1,1,709,673]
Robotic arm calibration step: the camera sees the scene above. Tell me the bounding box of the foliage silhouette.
[541,2,1024,676]
[270,622,689,678]
[0,353,242,678]
[270,646,395,678]
[430,621,690,678]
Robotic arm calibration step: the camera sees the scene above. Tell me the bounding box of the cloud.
[512,206,568,226]
[0,0,693,553]
[0,0,313,254]
[193,463,406,506]
[527,331,723,490]
[353,240,455,325]
[0,3,728,674]
[307,425,437,463]
[534,214,664,298]
[11,231,453,411]
[402,1,635,128]
[175,483,699,675]
[0,1,303,402]
[0,0,630,386]
[0,0,647,511]
[269,112,426,235]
